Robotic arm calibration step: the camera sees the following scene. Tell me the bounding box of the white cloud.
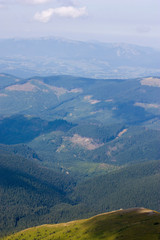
[34,8,54,23]
[34,6,87,22]
[53,6,87,18]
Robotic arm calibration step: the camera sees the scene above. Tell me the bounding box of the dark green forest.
[0,74,160,237]
[0,147,160,236]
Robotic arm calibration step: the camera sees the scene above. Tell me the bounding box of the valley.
[0,1,160,238]
[0,73,160,237]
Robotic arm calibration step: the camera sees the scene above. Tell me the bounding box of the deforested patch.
[5,82,39,92]
[141,77,160,87]
[67,134,104,150]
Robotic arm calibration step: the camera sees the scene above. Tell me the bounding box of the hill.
[0,115,75,144]
[2,208,160,240]
[71,160,160,213]
[0,148,76,236]
[0,73,160,236]
[0,145,160,236]
[1,74,160,177]
[1,74,160,125]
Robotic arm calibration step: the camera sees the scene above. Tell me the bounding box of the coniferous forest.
[0,73,160,237]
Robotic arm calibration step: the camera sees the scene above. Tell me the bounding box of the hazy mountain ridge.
[0,38,160,78]
[1,74,160,123]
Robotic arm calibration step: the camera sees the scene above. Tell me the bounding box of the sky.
[0,0,160,48]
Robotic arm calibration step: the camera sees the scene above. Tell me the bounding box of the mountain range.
[0,38,160,78]
[0,73,160,237]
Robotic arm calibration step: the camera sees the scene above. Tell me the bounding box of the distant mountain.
[1,74,160,124]
[0,38,160,78]
[2,208,160,240]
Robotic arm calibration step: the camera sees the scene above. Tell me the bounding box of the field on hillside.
[2,208,160,240]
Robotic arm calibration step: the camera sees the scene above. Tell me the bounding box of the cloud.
[34,6,87,22]
[34,8,54,23]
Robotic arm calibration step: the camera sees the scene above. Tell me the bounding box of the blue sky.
[0,0,159,48]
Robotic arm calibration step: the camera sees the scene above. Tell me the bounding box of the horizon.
[0,0,159,49]
[0,36,160,51]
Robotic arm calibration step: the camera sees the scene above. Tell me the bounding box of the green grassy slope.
[2,208,160,240]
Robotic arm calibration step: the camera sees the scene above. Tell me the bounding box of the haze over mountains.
[0,38,160,78]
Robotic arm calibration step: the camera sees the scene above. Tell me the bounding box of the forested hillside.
[0,73,160,236]
[0,147,160,236]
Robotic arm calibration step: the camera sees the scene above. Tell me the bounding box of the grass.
[67,161,120,179]
[2,208,160,240]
